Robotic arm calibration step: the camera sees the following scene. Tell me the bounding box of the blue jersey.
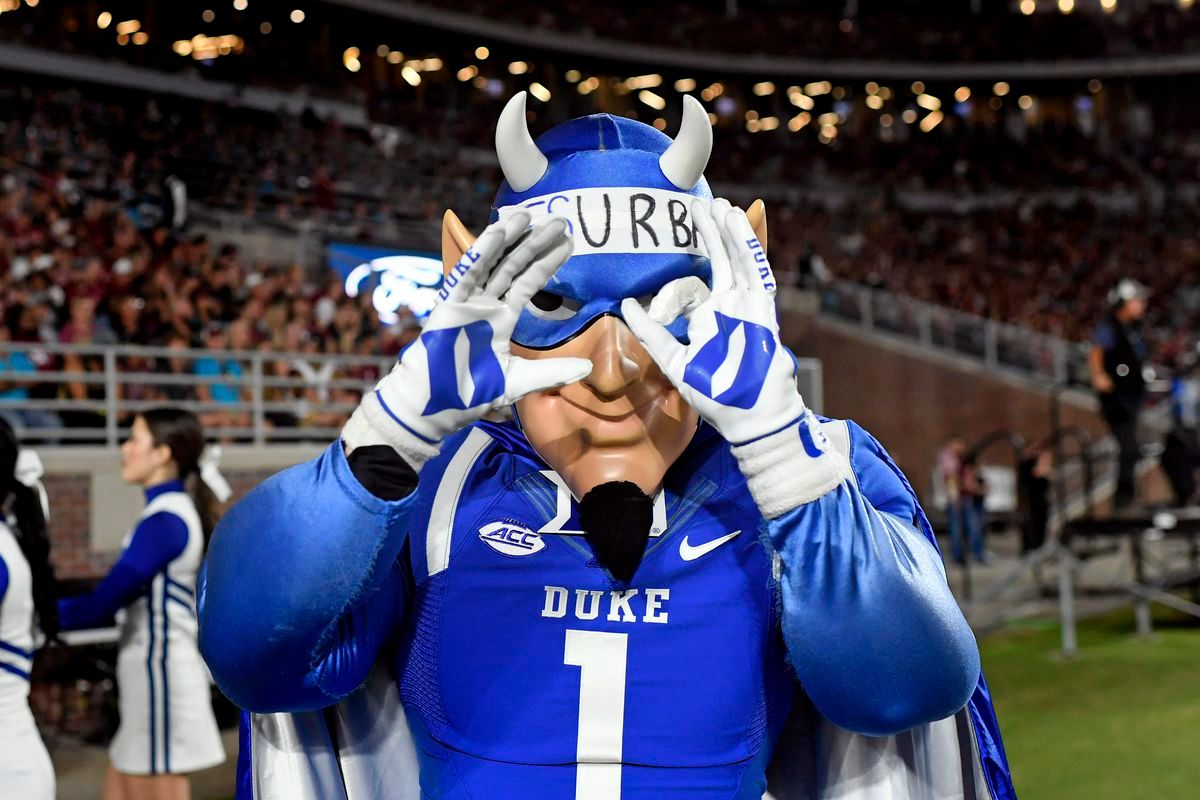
[201,419,1015,799]
[395,422,792,796]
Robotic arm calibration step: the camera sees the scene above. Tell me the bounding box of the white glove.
[621,199,847,517]
[344,211,592,469]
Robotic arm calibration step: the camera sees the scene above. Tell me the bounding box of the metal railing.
[819,280,1092,387]
[0,341,393,446]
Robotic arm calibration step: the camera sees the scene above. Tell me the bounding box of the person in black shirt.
[1088,279,1149,510]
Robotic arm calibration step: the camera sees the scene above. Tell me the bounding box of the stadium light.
[639,90,666,110]
[1020,0,1036,15]
[530,82,552,102]
[675,78,696,92]
[259,21,271,33]
[132,31,148,45]
[1088,78,1103,93]
[865,82,879,95]
[753,81,775,96]
[508,61,528,75]
[787,112,811,132]
[1057,0,1074,13]
[804,81,831,96]
[97,11,112,29]
[290,9,305,23]
[901,109,918,124]
[759,116,779,131]
[1101,0,1117,9]
[919,111,944,132]
[955,86,971,102]
[866,95,884,110]
[115,19,140,35]
[475,46,489,59]
[401,66,421,86]
[626,74,663,90]
[457,65,478,81]
[202,9,215,23]
[566,70,582,82]
[387,50,402,64]
[916,93,941,111]
[910,81,925,94]
[234,0,248,10]
[993,81,1010,96]
[789,91,814,110]
[1018,95,1034,110]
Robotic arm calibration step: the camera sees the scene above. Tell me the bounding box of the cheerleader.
[59,408,226,800]
[0,418,58,800]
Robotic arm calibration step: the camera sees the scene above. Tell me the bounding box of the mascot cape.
[232,95,1015,800]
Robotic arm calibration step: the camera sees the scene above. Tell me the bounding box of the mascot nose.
[581,317,642,398]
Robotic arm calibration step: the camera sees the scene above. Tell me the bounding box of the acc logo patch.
[478,521,546,558]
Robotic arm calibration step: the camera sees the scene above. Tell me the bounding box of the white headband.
[498,187,710,258]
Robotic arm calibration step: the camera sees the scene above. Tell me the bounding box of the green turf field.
[979,608,1200,799]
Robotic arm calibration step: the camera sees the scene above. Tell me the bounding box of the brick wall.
[46,467,292,582]
[782,316,1109,500]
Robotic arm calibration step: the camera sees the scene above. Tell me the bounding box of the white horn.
[659,95,713,191]
[496,92,548,193]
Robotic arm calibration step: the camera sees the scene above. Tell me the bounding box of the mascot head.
[441,93,768,505]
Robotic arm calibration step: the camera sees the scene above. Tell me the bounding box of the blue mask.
[491,95,714,349]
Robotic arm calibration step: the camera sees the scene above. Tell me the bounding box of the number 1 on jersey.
[564,629,628,800]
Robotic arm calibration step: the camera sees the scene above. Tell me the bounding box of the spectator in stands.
[939,434,987,565]
[0,325,58,432]
[1089,279,1150,510]
[194,324,250,436]
[1162,344,1200,506]
[158,334,198,403]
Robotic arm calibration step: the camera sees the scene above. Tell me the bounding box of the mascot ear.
[746,199,768,257]
[441,209,477,278]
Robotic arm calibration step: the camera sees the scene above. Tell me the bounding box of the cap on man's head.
[1108,278,1148,307]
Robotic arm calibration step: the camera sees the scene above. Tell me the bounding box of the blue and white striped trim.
[0,638,32,681]
[425,427,493,576]
[145,576,172,774]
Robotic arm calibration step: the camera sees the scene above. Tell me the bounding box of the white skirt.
[0,707,55,800]
[110,644,226,775]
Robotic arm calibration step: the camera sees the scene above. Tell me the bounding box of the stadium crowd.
[4,0,1199,74]
[2,71,1199,435]
[433,0,1200,61]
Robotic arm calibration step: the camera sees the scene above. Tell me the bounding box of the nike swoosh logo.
[679,530,742,561]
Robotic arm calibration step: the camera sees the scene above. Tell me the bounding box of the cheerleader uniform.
[0,519,55,800]
[59,479,225,775]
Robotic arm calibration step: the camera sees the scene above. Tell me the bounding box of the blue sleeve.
[199,441,416,713]
[771,420,979,737]
[0,554,8,605]
[1093,322,1116,350]
[58,512,189,631]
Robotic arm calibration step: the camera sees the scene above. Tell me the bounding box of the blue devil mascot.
[199,93,1015,799]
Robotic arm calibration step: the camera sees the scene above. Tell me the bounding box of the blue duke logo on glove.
[420,322,506,415]
[682,312,777,410]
